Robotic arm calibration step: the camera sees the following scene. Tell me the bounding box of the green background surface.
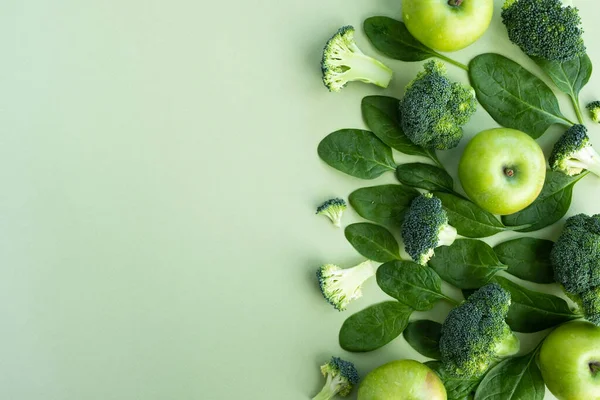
[1,0,599,399]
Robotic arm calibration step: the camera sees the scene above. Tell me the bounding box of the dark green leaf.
[493,238,554,283]
[493,276,580,333]
[533,54,592,99]
[428,239,507,289]
[403,320,442,360]
[345,223,401,262]
[427,361,482,400]
[502,170,588,232]
[361,96,429,157]
[377,261,447,311]
[317,129,396,179]
[474,348,545,400]
[349,184,419,228]
[396,163,454,192]
[434,192,507,238]
[339,301,413,352]
[469,53,570,139]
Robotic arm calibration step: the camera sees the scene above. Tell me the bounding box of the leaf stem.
[570,94,585,124]
[441,294,461,307]
[434,53,469,72]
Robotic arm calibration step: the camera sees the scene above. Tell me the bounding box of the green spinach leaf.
[317,129,396,179]
[349,184,419,228]
[339,301,413,352]
[403,320,442,360]
[493,238,554,283]
[469,53,571,138]
[345,223,401,262]
[396,163,454,192]
[427,361,482,400]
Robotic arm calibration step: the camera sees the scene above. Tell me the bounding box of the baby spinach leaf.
[469,53,571,138]
[502,170,589,232]
[428,239,507,289]
[396,163,454,192]
[377,261,450,311]
[427,361,482,400]
[493,276,581,333]
[403,320,442,360]
[339,301,413,352]
[493,238,554,283]
[474,348,544,400]
[349,184,419,228]
[345,223,401,262]
[317,129,396,179]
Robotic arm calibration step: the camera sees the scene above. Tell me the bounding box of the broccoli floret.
[401,193,457,265]
[501,0,585,62]
[316,198,347,228]
[439,283,520,378]
[549,125,600,177]
[321,26,393,92]
[317,261,377,311]
[550,213,600,325]
[312,357,359,400]
[399,60,476,150]
[587,101,600,123]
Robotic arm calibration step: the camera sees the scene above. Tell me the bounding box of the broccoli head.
[501,0,585,62]
[587,101,600,123]
[312,356,359,400]
[316,198,347,228]
[401,193,457,265]
[317,261,377,311]
[548,124,600,177]
[550,213,600,325]
[321,26,393,92]
[439,283,520,378]
[399,60,476,150]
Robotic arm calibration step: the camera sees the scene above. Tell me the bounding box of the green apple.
[458,128,546,215]
[402,0,494,52]
[358,360,446,400]
[539,321,600,400]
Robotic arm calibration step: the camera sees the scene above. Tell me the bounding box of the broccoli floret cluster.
[587,101,600,123]
[401,193,457,265]
[439,283,520,378]
[312,357,359,400]
[317,261,377,311]
[316,198,347,228]
[321,26,393,92]
[550,214,600,325]
[549,125,600,177]
[399,60,476,150]
[501,0,585,62]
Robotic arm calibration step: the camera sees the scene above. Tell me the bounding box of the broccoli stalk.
[587,101,600,123]
[321,26,393,92]
[317,261,377,311]
[549,125,600,177]
[312,357,359,400]
[316,198,347,228]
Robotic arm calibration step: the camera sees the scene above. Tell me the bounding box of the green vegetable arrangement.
[311,1,600,399]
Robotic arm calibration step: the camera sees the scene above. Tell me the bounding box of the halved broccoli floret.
[321,26,393,92]
[587,101,600,123]
[312,357,360,400]
[316,198,347,228]
[549,125,600,177]
[550,213,600,325]
[439,283,520,378]
[317,261,377,311]
[401,193,457,265]
[501,0,585,62]
[399,60,476,150]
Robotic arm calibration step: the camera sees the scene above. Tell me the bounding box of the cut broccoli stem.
[565,146,600,177]
[494,330,520,358]
[434,53,469,72]
[312,373,344,400]
[438,224,457,247]
[329,43,393,89]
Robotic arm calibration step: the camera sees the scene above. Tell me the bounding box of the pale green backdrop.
[1,0,598,399]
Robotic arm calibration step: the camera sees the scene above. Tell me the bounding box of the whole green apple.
[539,321,600,400]
[458,128,546,215]
[357,360,446,400]
[402,0,494,52]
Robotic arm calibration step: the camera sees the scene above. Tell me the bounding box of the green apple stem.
[504,168,515,178]
[448,0,463,6]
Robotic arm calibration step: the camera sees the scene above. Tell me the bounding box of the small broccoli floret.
[501,0,585,62]
[549,125,600,177]
[439,284,520,378]
[312,357,359,400]
[321,26,393,92]
[316,198,347,228]
[399,60,476,150]
[317,261,377,311]
[551,213,600,325]
[587,101,600,123]
[401,193,457,265]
